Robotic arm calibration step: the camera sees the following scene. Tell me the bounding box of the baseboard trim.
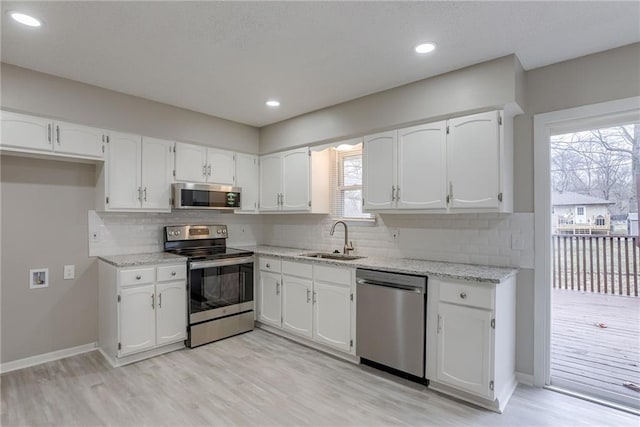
[1,342,97,374]
[516,372,534,386]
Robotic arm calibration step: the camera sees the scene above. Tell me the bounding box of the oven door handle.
[190,256,255,270]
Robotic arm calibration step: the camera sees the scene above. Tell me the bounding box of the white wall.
[260,55,525,153]
[0,63,259,154]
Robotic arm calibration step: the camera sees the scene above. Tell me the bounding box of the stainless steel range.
[164,224,254,348]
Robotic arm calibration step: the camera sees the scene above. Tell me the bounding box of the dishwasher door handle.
[356,278,425,294]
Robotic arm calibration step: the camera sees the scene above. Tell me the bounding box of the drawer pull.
[136,275,142,280]
[266,263,270,268]
[459,292,467,299]
[171,271,176,276]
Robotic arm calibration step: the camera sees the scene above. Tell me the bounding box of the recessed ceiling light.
[10,12,42,27]
[266,100,280,108]
[415,42,436,54]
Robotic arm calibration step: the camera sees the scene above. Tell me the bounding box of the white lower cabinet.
[426,276,516,413]
[257,257,355,356]
[99,261,187,366]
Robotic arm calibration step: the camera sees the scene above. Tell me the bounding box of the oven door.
[188,256,254,324]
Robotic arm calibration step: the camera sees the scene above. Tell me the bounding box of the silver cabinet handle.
[266,263,270,268]
[151,294,155,309]
[306,288,311,303]
[143,187,147,202]
[207,164,212,176]
[437,314,442,334]
[171,271,176,276]
[138,187,142,202]
[276,282,280,295]
[312,291,317,304]
[158,293,162,308]
[47,124,52,144]
[396,186,400,201]
[136,275,141,280]
[459,292,467,299]
[56,125,60,144]
[449,182,454,202]
[391,186,395,201]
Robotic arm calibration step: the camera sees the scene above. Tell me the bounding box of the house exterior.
[552,191,614,235]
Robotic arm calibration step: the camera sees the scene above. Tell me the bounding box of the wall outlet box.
[63,265,75,280]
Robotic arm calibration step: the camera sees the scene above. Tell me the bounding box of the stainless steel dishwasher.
[356,268,427,379]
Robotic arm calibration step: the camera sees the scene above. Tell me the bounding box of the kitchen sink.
[299,252,366,261]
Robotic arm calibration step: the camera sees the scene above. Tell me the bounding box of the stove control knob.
[217,229,222,234]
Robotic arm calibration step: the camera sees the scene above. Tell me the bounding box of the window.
[595,215,605,226]
[331,144,374,220]
[576,206,585,216]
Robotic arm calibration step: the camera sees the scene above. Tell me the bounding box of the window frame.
[332,145,375,222]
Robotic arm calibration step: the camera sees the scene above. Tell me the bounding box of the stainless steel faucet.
[330,220,354,255]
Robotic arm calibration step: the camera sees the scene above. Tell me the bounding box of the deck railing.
[552,234,639,297]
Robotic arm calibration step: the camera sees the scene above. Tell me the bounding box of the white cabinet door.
[282,148,310,211]
[0,111,52,152]
[258,271,282,327]
[313,281,351,352]
[119,284,156,356]
[141,137,172,211]
[282,275,313,338]
[397,122,447,210]
[436,302,493,398]
[235,153,259,212]
[54,121,104,159]
[259,154,282,211]
[207,148,235,185]
[107,132,142,210]
[175,142,207,183]
[155,281,187,346]
[447,111,501,209]
[363,131,396,210]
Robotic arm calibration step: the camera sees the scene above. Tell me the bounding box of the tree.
[551,123,639,215]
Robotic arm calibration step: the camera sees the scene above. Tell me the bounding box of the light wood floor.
[2,329,638,426]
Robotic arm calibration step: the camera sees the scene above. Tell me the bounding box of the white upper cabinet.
[259,147,328,213]
[141,137,173,211]
[97,133,172,212]
[174,142,235,185]
[235,153,260,212]
[364,122,447,211]
[363,131,396,210]
[363,110,511,213]
[397,122,447,210]
[0,111,105,161]
[106,132,142,210]
[259,153,282,211]
[282,148,310,210]
[447,111,502,210]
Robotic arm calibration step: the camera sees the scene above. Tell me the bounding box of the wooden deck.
[551,289,640,406]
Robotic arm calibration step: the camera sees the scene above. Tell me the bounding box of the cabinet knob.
[266,263,270,268]
[136,275,141,280]
[459,292,467,299]
[171,271,176,276]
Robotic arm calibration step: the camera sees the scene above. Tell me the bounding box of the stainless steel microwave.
[172,183,241,210]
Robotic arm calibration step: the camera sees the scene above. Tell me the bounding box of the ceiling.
[1,1,639,127]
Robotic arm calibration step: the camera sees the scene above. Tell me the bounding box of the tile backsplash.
[90,210,533,269]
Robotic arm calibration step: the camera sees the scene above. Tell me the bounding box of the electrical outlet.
[391,229,400,240]
[63,265,75,280]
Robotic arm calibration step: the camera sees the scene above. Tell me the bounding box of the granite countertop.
[99,252,187,268]
[235,245,517,284]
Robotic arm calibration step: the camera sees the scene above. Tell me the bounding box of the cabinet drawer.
[119,267,155,287]
[439,281,494,310]
[259,257,281,273]
[282,260,312,278]
[157,264,186,282]
[314,265,352,285]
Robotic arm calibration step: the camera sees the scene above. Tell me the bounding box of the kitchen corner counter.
[237,245,517,283]
[98,252,187,268]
